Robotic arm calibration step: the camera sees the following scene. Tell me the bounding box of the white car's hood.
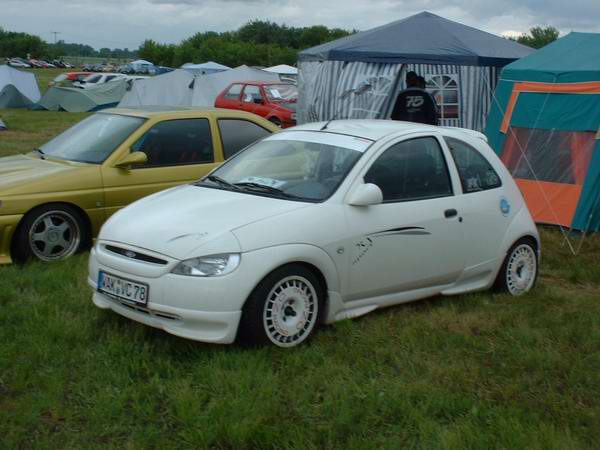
[99,185,310,259]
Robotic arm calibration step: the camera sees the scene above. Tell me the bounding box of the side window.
[224,84,243,100]
[105,75,116,82]
[364,137,453,202]
[218,119,271,159]
[243,85,262,104]
[445,137,502,193]
[131,119,214,168]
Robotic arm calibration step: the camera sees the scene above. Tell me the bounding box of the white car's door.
[343,135,466,301]
[442,136,509,268]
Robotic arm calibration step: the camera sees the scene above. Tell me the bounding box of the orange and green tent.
[486,32,600,232]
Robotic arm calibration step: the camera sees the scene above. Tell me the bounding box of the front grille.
[104,245,168,265]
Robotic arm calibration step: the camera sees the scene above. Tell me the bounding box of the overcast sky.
[2,0,599,50]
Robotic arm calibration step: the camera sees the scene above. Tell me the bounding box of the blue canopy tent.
[298,12,533,131]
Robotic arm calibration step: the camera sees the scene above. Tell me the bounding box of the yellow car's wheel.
[13,204,89,263]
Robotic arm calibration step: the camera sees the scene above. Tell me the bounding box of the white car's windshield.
[263,84,298,102]
[39,113,145,164]
[202,131,371,202]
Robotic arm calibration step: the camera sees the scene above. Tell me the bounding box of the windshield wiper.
[34,148,46,160]
[234,182,302,199]
[200,175,240,190]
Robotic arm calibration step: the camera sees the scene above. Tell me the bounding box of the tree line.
[137,20,353,67]
[1,22,560,67]
[511,26,560,49]
[0,27,137,60]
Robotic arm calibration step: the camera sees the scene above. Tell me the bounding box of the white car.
[7,58,31,68]
[88,120,540,348]
[73,72,127,88]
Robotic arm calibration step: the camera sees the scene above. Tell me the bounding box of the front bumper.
[88,246,246,344]
[91,290,241,343]
[0,214,22,265]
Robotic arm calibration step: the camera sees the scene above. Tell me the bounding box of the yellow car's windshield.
[39,113,145,164]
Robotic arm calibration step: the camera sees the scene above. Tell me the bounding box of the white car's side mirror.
[348,183,383,207]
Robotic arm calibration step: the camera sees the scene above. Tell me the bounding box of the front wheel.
[239,264,323,347]
[494,238,538,296]
[13,204,88,263]
[268,117,282,127]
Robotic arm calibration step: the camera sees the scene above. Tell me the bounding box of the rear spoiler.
[441,126,488,143]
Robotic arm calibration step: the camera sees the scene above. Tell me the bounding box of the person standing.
[391,71,438,125]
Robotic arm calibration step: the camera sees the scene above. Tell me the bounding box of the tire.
[269,117,282,127]
[13,204,89,263]
[493,238,538,296]
[239,264,324,347]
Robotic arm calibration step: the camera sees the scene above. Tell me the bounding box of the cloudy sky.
[2,0,599,49]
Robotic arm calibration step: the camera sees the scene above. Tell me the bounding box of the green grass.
[0,109,89,157]
[1,111,600,449]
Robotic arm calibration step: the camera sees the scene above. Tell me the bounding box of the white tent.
[182,61,231,75]
[0,65,41,108]
[264,64,298,76]
[118,69,195,108]
[118,65,279,108]
[130,59,154,72]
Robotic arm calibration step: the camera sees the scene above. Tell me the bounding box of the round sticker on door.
[499,197,511,216]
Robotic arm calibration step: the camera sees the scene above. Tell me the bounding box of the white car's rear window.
[265,131,373,153]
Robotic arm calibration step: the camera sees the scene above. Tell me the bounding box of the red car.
[48,72,90,87]
[215,81,297,128]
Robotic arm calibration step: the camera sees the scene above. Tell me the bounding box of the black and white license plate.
[98,271,149,306]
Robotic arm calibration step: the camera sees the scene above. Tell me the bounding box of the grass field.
[0,110,599,449]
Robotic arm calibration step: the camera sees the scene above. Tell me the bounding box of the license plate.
[98,271,149,306]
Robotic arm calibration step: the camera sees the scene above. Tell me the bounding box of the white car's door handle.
[444,209,458,218]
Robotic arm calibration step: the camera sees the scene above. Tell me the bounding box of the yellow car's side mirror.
[114,151,148,169]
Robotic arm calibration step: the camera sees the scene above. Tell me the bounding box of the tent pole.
[576,191,600,254]
[382,65,405,119]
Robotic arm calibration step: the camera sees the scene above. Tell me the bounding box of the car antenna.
[320,119,334,131]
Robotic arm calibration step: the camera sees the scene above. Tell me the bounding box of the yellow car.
[0,107,279,264]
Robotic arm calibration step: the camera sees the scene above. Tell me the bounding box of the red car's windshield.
[263,84,298,103]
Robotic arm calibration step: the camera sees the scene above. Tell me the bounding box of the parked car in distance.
[0,107,279,264]
[118,64,135,74]
[88,120,540,348]
[73,72,127,88]
[38,60,56,68]
[7,58,31,68]
[215,81,298,128]
[48,71,91,87]
[28,59,45,68]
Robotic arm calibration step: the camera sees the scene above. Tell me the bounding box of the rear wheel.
[239,264,323,347]
[13,204,89,263]
[494,238,538,296]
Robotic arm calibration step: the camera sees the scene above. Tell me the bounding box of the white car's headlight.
[171,253,241,277]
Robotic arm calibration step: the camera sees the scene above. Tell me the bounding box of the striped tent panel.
[298,61,344,124]
[334,62,403,120]
[298,61,402,123]
[298,62,497,132]
[458,66,499,131]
